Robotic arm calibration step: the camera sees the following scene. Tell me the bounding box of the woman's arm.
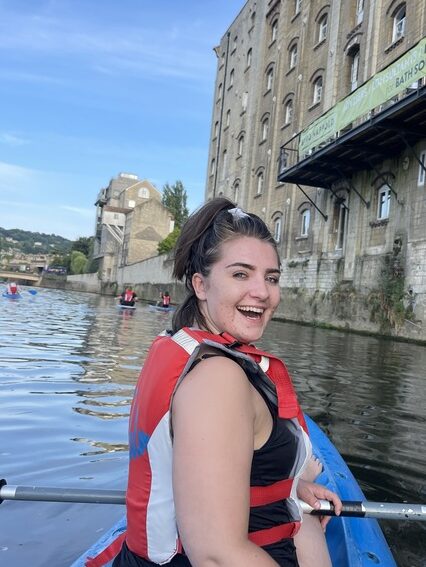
[172,356,279,566]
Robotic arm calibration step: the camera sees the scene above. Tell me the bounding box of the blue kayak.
[2,292,21,299]
[149,304,175,312]
[70,415,396,567]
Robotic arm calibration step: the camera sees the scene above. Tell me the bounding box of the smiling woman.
[102,198,341,567]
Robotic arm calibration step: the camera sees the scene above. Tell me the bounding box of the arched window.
[301,209,310,236]
[218,83,223,99]
[349,47,360,91]
[266,66,274,91]
[392,4,406,43]
[377,185,391,219]
[237,133,244,156]
[271,19,278,43]
[233,181,240,204]
[247,48,252,68]
[318,14,328,42]
[226,109,231,127]
[210,158,215,176]
[289,43,298,69]
[232,36,238,52]
[257,171,264,195]
[222,150,227,180]
[273,216,282,243]
[261,116,269,141]
[214,121,219,138]
[229,69,234,87]
[295,0,301,16]
[313,76,323,104]
[285,99,293,124]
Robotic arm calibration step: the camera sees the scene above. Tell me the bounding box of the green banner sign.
[299,37,426,156]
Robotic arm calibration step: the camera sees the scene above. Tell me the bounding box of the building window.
[377,185,391,219]
[222,150,227,180]
[214,121,219,138]
[350,47,360,91]
[242,91,248,112]
[257,171,264,195]
[301,209,310,236]
[261,116,269,141]
[356,0,364,24]
[273,217,282,243]
[313,76,323,104]
[234,182,240,204]
[247,48,252,68]
[392,4,406,43]
[333,200,347,250]
[250,12,256,29]
[229,69,234,88]
[138,188,149,198]
[418,151,426,186]
[218,83,223,100]
[237,134,244,156]
[266,67,274,91]
[232,36,238,52]
[295,0,301,16]
[285,99,293,124]
[271,19,278,43]
[226,109,231,127]
[289,43,298,69]
[210,158,215,176]
[318,14,328,42]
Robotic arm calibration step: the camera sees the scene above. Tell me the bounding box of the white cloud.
[0,133,30,147]
[60,205,93,218]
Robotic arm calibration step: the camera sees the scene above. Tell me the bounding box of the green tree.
[162,180,189,229]
[158,226,180,255]
[72,236,93,257]
[70,251,88,274]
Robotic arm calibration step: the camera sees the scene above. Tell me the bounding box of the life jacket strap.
[250,478,293,507]
[85,532,126,567]
[248,521,300,546]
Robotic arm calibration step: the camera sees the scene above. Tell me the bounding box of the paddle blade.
[28,290,38,295]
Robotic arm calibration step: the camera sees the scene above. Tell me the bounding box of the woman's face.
[193,236,281,344]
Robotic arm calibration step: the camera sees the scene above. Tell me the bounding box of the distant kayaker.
[7,282,19,295]
[161,291,171,308]
[118,287,137,307]
[110,198,341,567]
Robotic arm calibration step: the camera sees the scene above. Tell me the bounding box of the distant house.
[93,173,174,282]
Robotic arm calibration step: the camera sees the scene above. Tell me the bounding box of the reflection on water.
[0,289,424,566]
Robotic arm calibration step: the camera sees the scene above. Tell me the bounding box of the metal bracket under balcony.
[277,86,426,189]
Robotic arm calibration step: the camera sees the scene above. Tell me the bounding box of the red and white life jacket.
[162,295,170,306]
[124,290,134,302]
[86,328,309,566]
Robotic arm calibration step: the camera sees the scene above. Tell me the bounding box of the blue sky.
[0,0,244,240]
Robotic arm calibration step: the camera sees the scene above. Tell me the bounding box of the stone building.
[93,173,174,282]
[206,0,426,339]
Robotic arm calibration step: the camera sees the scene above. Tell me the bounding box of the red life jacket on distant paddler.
[86,328,309,567]
[124,290,134,303]
[162,295,170,306]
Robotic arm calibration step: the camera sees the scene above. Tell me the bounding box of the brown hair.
[172,197,280,332]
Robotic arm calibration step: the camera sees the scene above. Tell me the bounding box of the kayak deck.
[71,415,396,567]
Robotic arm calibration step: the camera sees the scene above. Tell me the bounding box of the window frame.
[246,48,252,68]
[256,171,264,195]
[301,209,310,237]
[350,48,360,91]
[392,5,406,43]
[313,76,323,104]
[289,43,298,69]
[266,67,274,91]
[285,99,293,124]
[273,217,282,243]
[261,116,269,141]
[318,14,328,43]
[295,0,301,16]
[271,19,278,43]
[377,185,391,220]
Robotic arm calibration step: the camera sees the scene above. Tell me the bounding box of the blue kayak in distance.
[148,304,175,312]
[70,415,396,567]
[2,292,22,299]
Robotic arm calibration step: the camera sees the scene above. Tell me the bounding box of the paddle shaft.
[1,481,425,520]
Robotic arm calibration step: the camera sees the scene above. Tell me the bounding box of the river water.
[0,289,424,566]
